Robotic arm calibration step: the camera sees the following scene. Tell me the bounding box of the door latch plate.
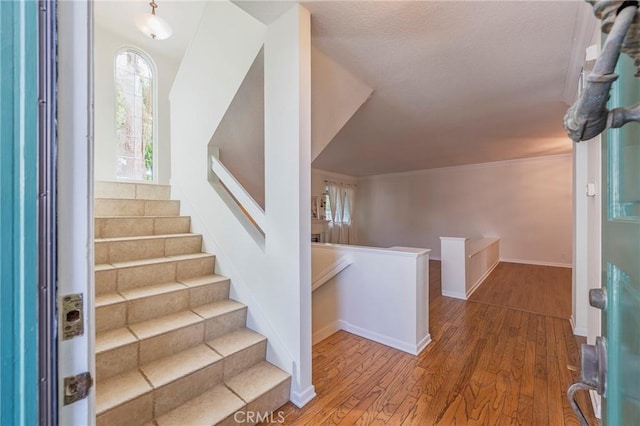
[63,372,93,405]
[61,293,84,340]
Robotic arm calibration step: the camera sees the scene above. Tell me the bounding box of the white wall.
[312,244,430,355]
[94,24,179,185]
[358,154,573,265]
[209,48,265,208]
[170,2,314,407]
[311,48,372,161]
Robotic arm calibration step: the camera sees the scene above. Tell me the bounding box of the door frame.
[38,0,58,424]
[57,1,95,424]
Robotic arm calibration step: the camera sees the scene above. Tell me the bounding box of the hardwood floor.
[469,262,572,319]
[274,261,596,425]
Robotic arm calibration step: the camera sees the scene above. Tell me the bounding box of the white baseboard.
[339,320,426,355]
[415,333,432,355]
[442,290,467,300]
[573,327,588,337]
[500,257,572,268]
[466,259,500,299]
[290,385,316,408]
[312,319,431,356]
[589,389,602,419]
[312,321,340,345]
[570,315,588,337]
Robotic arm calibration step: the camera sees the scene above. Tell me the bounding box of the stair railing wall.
[169,1,314,407]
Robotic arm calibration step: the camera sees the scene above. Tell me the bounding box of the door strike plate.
[62,293,84,340]
[63,372,93,405]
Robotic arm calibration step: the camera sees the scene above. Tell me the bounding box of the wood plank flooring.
[274,261,596,425]
[469,262,572,319]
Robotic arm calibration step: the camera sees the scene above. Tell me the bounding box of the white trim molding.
[500,257,572,269]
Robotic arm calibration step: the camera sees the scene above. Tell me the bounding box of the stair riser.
[95,217,191,239]
[96,343,139,382]
[95,181,170,200]
[189,280,230,308]
[139,322,205,365]
[95,235,202,265]
[95,199,180,217]
[95,302,127,334]
[153,362,224,419]
[95,269,117,296]
[103,256,215,293]
[96,393,154,426]
[238,377,292,426]
[204,307,247,341]
[221,340,267,381]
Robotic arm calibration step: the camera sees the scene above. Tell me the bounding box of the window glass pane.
[325,194,332,221]
[115,50,154,181]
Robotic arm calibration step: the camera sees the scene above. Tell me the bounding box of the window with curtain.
[115,49,155,181]
[325,180,357,245]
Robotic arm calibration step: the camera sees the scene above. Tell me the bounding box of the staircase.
[94,181,291,426]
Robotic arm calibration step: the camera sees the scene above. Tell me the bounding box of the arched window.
[115,49,155,181]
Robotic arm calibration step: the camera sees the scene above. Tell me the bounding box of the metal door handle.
[568,336,607,426]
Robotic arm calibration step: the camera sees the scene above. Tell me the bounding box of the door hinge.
[64,372,93,405]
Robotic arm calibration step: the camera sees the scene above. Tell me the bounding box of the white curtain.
[325,180,357,245]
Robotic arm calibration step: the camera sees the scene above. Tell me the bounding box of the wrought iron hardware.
[564,1,640,142]
[63,372,93,405]
[568,336,607,425]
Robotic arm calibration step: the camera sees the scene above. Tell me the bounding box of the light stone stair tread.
[225,362,290,404]
[96,327,138,354]
[96,293,126,308]
[178,274,229,288]
[94,215,188,219]
[191,299,246,320]
[95,263,115,272]
[129,310,203,340]
[205,328,266,357]
[166,252,214,261]
[111,256,175,269]
[95,233,195,243]
[154,383,245,426]
[119,281,187,301]
[140,344,222,389]
[105,252,214,269]
[95,197,176,203]
[96,369,152,415]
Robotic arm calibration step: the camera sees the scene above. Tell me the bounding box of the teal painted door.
[0,1,39,424]
[602,53,640,423]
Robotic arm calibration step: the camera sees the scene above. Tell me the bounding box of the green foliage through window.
[115,50,154,181]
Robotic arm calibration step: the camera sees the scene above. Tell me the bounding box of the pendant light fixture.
[136,0,173,40]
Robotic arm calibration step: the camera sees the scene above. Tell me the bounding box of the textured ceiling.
[301,1,595,176]
[97,1,596,176]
